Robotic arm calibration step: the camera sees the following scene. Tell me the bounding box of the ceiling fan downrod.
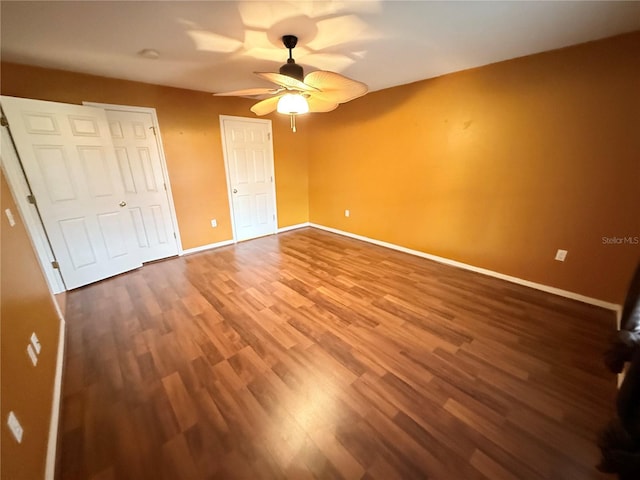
[279,35,304,81]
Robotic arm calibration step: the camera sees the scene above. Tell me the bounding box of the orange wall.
[272,115,310,228]
[0,63,309,250]
[1,171,62,480]
[308,32,640,304]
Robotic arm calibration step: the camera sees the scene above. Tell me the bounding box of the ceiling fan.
[214,35,368,132]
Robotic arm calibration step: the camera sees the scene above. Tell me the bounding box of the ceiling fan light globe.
[277,94,309,115]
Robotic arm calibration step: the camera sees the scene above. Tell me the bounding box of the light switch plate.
[4,208,16,227]
[7,411,23,443]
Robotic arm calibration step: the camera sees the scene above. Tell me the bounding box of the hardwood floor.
[59,227,617,479]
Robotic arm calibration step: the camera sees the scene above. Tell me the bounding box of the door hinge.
[149,126,157,136]
[51,261,60,270]
[267,132,271,140]
[163,183,167,191]
[1,116,8,127]
[173,232,176,239]
[27,194,36,205]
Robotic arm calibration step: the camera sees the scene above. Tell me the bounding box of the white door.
[0,96,142,289]
[99,108,179,262]
[220,116,277,241]
[1,126,66,293]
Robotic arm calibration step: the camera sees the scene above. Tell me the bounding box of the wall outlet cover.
[30,332,41,354]
[555,249,568,261]
[27,344,38,366]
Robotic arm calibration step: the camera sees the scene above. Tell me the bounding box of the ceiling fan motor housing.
[280,61,304,81]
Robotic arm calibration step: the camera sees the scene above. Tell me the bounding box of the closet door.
[99,107,179,261]
[1,96,142,289]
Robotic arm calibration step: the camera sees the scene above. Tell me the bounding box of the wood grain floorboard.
[59,228,617,479]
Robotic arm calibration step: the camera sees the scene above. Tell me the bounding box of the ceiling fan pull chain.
[291,114,297,133]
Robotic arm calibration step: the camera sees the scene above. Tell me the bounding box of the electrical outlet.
[555,249,568,262]
[345,209,350,217]
[27,344,38,366]
[7,411,23,443]
[30,332,41,355]
[210,219,217,228]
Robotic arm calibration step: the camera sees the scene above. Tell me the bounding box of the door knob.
[119,201,127,207]
[233,188,238,194]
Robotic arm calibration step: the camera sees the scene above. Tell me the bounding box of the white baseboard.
[45,315,66,480]
[278,222,310,233]
[181,225,311,255]
[180,239,234,255]
[309,223,621,314]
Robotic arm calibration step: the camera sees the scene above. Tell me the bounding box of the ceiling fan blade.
[250,95,282,116]
[214,87,282,97]
[306,95,339,113]
[254,72,318,92]
[303,70,368,104]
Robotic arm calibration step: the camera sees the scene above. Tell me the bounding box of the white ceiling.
[2,1,640,95]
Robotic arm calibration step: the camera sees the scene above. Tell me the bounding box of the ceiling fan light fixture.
[277,93,309,133]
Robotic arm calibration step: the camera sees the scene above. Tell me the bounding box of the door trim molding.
[83,102,183,254]
[219,115,278,242]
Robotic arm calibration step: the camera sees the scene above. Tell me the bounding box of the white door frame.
[83,102,183,254]
[0,126,66,293]
[219,115,278,242]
